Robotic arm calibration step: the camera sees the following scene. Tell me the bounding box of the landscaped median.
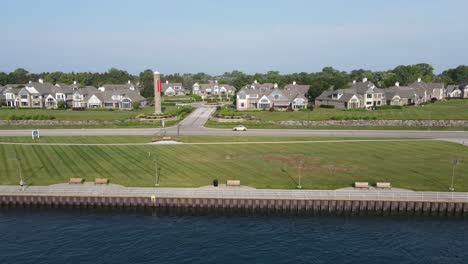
[0,135,466,191]
[208,100,468,130]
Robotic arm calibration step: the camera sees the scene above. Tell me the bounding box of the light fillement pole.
[154,71,162,114]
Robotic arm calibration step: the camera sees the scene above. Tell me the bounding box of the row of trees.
[1,64,467,100]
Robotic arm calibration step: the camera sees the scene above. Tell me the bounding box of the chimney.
[215,80,218,84]
[127,80,131,84]
[362,77,368,83]
[274,83,278,88]
[166,80,169,84]
[254,80,257,84]
[29,81,32,84]
[293,81,296,85]
[417,78,421,83]
[38,78,44,84]
[395,82,400,87]
[352,80,356,84]
[73,80,77,85]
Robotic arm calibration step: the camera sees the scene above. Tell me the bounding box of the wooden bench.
[162,137,172,140]
[69,178,84,184]
[354,182,369,189]
[226,180,241,187]
[151,137,159,142]
[95,178,109,184]
[376,182,392,189]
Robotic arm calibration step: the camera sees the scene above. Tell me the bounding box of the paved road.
[0,106,467,141]
[1,184,467,202]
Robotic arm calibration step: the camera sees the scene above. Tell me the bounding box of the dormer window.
[274,94,279,100]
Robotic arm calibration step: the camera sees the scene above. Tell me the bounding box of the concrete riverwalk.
[1,184,467,203]
[2,184,468,215]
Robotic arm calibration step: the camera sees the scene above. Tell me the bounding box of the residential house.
[384,84,419,106]
[162,81,186,96]
[192,80,236,100]
[315,78,384,109]
[315,88,363,110]
[236,81,309,110]
[85,88,147,109]
[72,86,99,108]
[446,85,462,98]
[408,78,445,101]
[2,84,22,107]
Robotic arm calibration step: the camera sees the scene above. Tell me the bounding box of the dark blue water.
[0,208,466,264]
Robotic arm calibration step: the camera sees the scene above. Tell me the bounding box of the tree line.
[1,64,467,100]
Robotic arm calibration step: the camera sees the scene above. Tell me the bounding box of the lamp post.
[297,154,305,189]
[148,152,160,187]
[449,159,459,191]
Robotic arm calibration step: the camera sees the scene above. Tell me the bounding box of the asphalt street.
[0,106,467,143]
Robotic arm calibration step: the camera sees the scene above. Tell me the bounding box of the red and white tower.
[153,71,162,114]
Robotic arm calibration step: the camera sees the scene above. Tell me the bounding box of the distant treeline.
[1,63,467,99]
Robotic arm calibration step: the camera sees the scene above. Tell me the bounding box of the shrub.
[375,105,403,110]
[72,107,86,111]
[287,106,293,111]
[132,101,141,110]
[57,100,67,109]
[269,107,275,112]
[319,104,335,109]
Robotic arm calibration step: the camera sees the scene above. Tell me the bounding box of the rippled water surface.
[0,208,466,264]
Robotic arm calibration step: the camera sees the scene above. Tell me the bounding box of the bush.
[375,105,403,110]
[57,100,67,109]
[287,106,293,111]
[7,114,56,120]
[132,101,141,110]
[269,107,275,112]
[72,107,86,111]
[319,104,335,109]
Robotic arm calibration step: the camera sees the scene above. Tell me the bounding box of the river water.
[0,208,466,264]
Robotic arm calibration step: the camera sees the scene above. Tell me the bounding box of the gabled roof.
[446,85,460,93]
[409,80,444,91]
[162,82,184,92]
[384,86,417,99]
[349,81,384,94]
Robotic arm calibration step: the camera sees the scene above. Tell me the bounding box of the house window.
[366,102,372,105]
[240,102,245,107]
[366,94,372,98]
[21,102,28,106]
[21,95,28,99]
[121,99,132,109]
[274,95,279,100]
[104,102,114,107]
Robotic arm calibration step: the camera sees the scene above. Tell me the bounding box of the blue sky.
[1,0,467,74]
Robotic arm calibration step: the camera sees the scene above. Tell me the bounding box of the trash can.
[213,179,218,187]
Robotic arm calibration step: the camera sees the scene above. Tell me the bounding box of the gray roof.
[350,81,385,94]
[384,86,417,99]
[162,82,184,92]
[446,85,460,93]
[100,82,140,92]
[195,82,236,93]
[315,88,363,103]
[409,81,444,91]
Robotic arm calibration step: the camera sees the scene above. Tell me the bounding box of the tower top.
[154,71,160,75]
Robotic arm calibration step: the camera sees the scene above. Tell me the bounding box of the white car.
[232,125,247,131]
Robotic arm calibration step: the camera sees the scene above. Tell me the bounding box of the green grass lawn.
[0,106,182,121]
[205,120,468,131]
[0,136,466,191]
[228,99,468,121]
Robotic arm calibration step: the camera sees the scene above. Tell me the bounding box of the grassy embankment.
[207,100,468,130]
[0,136,465,191]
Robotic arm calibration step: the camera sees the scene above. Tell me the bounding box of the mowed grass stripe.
[1,140,466,191]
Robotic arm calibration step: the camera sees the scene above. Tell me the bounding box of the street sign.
[31,130,40,140]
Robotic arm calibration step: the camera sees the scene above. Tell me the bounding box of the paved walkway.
[1,185,467,202]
